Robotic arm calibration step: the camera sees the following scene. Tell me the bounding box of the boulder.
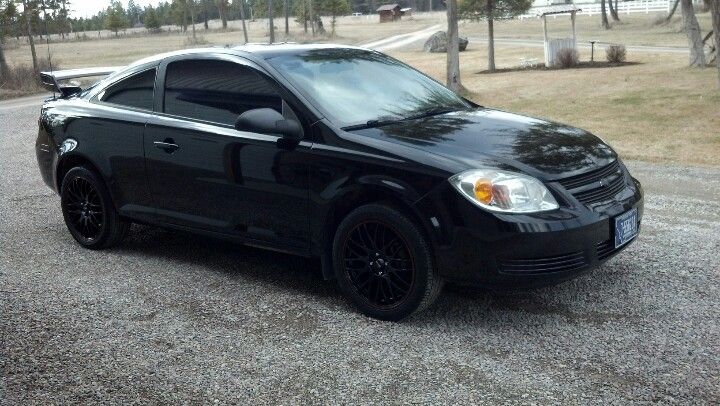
[423,31,469,53]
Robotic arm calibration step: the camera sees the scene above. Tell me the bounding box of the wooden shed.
[377,4,401,23]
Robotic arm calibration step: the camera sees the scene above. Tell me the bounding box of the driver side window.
[163,59,290,127]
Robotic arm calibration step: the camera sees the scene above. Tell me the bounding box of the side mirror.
[235,108,303,141]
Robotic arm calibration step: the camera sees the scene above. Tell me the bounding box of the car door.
[144,54,312,251]
[85,65,158,222]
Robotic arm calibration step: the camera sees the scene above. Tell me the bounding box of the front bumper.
[416,177,644,289]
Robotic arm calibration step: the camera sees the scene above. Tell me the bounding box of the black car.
[36,44,642,320]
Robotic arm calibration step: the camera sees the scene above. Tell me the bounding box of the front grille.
[596,240,621,261]
[558,160,627,206]
[499,251,588,275]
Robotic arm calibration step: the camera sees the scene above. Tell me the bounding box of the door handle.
[154,139,179,154]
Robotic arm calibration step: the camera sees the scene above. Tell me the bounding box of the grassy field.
[1,11,718,166]
[1,14,438,69]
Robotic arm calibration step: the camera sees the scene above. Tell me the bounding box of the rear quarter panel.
[39,98,153,215]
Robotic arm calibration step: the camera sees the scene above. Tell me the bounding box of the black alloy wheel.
[333,203,443,321]
[342,220,415,308]
[63,176,104,242]
[61,166,129,249]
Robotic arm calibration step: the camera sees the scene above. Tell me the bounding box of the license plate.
[614,208,638,248]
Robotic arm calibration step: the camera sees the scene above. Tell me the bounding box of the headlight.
[449,169,559,213]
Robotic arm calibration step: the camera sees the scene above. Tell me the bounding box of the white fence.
[519,0,674,19]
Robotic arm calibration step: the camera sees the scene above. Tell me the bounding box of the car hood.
[347,108,617,180]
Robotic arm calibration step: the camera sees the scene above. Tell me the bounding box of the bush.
[555,47,578,68]
[0,56,59,97]
[183,35,209,46]
[606,44,627,63]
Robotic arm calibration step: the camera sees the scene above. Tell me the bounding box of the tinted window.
[268,49,469,128]
[99,68,156,111]
[163,60,282,126]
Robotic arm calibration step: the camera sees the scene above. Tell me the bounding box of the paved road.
[2,98,719,404]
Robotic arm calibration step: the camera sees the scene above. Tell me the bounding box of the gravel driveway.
[2,97,719,404]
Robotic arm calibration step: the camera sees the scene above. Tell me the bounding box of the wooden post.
[571,11,576,48]
[542,15,549,67]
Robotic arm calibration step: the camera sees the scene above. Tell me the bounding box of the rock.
[423,31,469,53]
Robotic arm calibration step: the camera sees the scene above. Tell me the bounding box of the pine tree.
[105,0,127,36]
[144,5,161,32]
[321,0,349,37]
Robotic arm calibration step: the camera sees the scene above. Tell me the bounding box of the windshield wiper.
[402,106,462,121]
[342,106,463,131]
[342,117,403,131]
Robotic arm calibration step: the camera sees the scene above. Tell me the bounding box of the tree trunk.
[710,0,720,86]
[219,0,228,29]
[600,0,610,29]
[310,0,315,36]
[446,0,461,92]
[303,2,308,34]
[486,0,495,72]
[428,0,432,12]
[190,1,197,43]
[608,0,620,21]
[24,4,39,74]
[239,0,249,43]
[331,14,336,37]
[681,0,707,67]
[0,46,10,80]
[269,0,275,43]
[284,0,289,36]
[665,0,680,22]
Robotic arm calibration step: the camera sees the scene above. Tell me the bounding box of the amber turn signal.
[473,180,493,204]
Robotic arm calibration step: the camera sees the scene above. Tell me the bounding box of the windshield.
[267,48,471,128]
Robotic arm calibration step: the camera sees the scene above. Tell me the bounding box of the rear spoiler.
[40,66,124,98]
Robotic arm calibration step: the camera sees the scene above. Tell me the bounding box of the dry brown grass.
[457,11,716,48]
[2,15,437,69]
[391,46,720,166]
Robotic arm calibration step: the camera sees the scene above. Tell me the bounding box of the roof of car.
[126,43,366,69]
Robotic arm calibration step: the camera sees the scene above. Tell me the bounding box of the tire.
[332,203,443,321]
[60,166,129,249]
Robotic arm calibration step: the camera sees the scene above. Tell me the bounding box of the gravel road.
[1,98,719,404]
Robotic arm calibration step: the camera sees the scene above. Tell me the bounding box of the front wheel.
[60,166,129,249]
[332,203,443,321]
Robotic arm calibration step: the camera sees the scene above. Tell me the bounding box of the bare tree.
[710,0,720,86]
[446,0,461,92]
[284,0,289,36]
[681,0,706,66]
[600,0,610,29]
[0,46,10,80]
[608,0,620,22]
[239,0,248,43]
[189,0,197,43]
[664,0,680,22]
[268,0,274,43]
[22,0,39,74]
[218,0,227,29]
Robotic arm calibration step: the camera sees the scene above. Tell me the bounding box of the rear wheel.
[60,166,128,249]
[333,204,443,321]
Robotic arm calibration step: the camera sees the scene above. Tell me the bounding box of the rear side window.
[163,59,282,126]
[98,68,156,111]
